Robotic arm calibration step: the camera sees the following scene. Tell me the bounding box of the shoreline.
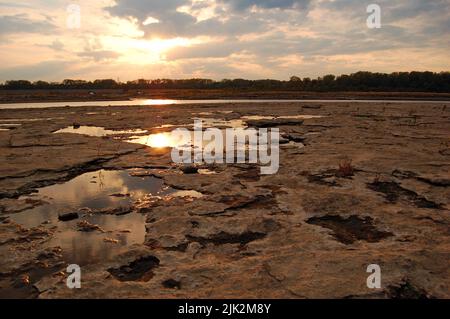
[1,89,450,104]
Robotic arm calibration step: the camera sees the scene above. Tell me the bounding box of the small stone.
[58,212,79,222]
[180,166,198,174]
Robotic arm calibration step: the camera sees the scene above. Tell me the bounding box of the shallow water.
[1,98,448,109]
[52,118,304,163]
[0,117,65,122]
[193,117,247,128]
[9,169,177,265]
[54,125,147,137]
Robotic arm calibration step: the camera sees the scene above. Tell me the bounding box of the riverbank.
[1,89,450,104]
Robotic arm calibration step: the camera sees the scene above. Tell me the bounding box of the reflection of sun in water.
[127,132,191,149]
[148,133,171,148]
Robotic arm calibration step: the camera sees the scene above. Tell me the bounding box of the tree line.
[1,71,449,92]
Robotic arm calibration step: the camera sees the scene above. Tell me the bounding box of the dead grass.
[337,159,355,177]
[373,173,382,184]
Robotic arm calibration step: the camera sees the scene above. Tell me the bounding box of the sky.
[0,0,449,81]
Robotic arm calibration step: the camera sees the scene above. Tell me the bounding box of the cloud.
[0,14,55,35]
[0,60,71,81]
[106,0,308,38]
[219,0,311,11]
[77,50,121,62]
[37,39,65,51]
[1,0,449,81]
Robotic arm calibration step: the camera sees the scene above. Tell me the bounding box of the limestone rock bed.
[0,101,449,298]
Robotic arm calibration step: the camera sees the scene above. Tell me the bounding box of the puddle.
[54,126,148,137]
[242,115,323,120]
[0,124,21,130]
[198,169,218,175]
[2,99,446,110]
[192,117,246,128]
[194,111,233,116]
[154,124,176,129]
[8,169,184,266]
[278,115,323,119]
[0,117,65,122]
[126,127,277,163]
[127,132,185,148]
[171,190,204,198]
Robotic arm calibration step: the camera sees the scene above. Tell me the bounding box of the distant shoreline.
[1,89,450,104]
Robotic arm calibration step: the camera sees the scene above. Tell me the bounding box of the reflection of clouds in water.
[36,170,132,210]
[49,213,146,266]
[17,169,171,215]
[11,169,170,266]
[128,128,281,164]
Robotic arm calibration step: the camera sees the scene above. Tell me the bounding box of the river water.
[1,98,448,109]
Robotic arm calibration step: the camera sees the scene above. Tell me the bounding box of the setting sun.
[101,36,195,64]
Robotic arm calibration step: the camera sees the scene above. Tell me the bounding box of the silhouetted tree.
[1,71,449,92]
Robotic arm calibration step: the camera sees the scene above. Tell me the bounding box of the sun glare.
[102,36,194,64]
[149,133,171,148]
[128,133,179,148]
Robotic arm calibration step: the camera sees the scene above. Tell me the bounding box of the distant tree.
[1,71,449,92]
[4,80,33,89]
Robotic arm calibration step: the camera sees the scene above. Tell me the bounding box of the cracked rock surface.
[0,101,449,298]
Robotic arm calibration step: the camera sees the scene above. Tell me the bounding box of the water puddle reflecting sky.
[53,115,308,158]
[9,169,194,266]
[241,115,323,120]
[0,117,65,122]
[54,126,147,137]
